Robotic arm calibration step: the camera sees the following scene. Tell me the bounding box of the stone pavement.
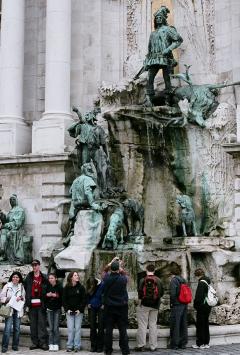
[3,344,240,355]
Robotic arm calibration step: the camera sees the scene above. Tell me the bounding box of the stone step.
[1,324,240,350]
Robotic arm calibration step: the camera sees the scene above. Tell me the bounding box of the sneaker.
[74,349,80,353]
[49,345,54,351]
[12,348,18,351]
[53,345,59,351]
[200,345,210,349]
[66,349,73,353]
[2,349,7,353]
[192,345,200,349]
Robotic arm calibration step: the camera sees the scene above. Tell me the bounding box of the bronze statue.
[172,65,240,127]
[102,207,125,250]
[69,163,103,221]
[135,6,183,103]
[123,198,145,236]
[0,194,32,265]
[68,106,110,194]
[176,195,197,237]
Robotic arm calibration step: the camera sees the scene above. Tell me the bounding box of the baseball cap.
[110,260,120,272]
[31,259,40,265]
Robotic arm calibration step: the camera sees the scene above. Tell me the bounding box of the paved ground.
[2,344,240,355]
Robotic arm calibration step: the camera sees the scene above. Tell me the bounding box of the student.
[102,258,130,355]
[192,268,211,349]
[169,264,188,350]
[135,264,164,351]
[0,271,25,353]
[44,273,63,351]
[24,259,49,350]
[86,277,104,352]
[63,272,86,352]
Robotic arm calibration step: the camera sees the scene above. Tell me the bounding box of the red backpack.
[178,283,192,304]
[142,275,159,301]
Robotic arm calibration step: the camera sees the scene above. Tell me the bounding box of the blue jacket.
[87,282,104,309]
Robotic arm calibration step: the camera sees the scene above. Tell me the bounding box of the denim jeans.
[170,304,188,349]
[2,310,21,351]
[66,313,83,350]
[47,309,61,345]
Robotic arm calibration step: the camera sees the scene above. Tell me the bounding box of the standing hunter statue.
[135,5,183,104]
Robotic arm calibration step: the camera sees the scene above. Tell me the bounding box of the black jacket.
[43,282,63,310]
[24,271,48,308]
[170,275,186,307]
[63,282,86,313]
[102,273,128,307]
[138,275,164,309]
[194,276,211,310]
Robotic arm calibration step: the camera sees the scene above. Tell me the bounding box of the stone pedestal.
[0,123,31,155]
[32,117,74,154]
[54,210,103,270]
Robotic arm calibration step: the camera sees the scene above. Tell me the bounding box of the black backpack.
[142,275,159,301]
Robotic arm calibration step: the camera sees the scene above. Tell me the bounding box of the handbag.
[0,285,13,318]
[0,304,11,318]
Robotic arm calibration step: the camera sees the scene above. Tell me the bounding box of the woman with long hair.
[86,276,104,352]
[44,273,63,351]
[63,272,86,352]
[0,271,25,353]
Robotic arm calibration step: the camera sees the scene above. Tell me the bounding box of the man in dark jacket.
[24,259,49,350]
[135,264,164,351]
[169,264,188,350]
[192,268,211,349]
[102,258,130,355]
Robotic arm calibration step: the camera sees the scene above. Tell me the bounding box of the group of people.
[0,258,213,353]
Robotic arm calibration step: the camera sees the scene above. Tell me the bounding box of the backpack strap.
[200,280,209,287]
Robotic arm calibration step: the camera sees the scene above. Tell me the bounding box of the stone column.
[0,0,31,155]
[32,0,73,154]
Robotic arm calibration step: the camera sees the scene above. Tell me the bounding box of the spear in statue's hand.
[133,66,146,80]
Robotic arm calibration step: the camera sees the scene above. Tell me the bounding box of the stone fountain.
[49,5,240,327]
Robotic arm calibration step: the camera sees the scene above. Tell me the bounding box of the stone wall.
[0,154,75,264]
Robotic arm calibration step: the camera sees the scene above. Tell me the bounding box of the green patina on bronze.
[0,194,32,265]
[69,162,103,221]
[172,66,240,127]
[134,5,183,97]
[68,106,109,194]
